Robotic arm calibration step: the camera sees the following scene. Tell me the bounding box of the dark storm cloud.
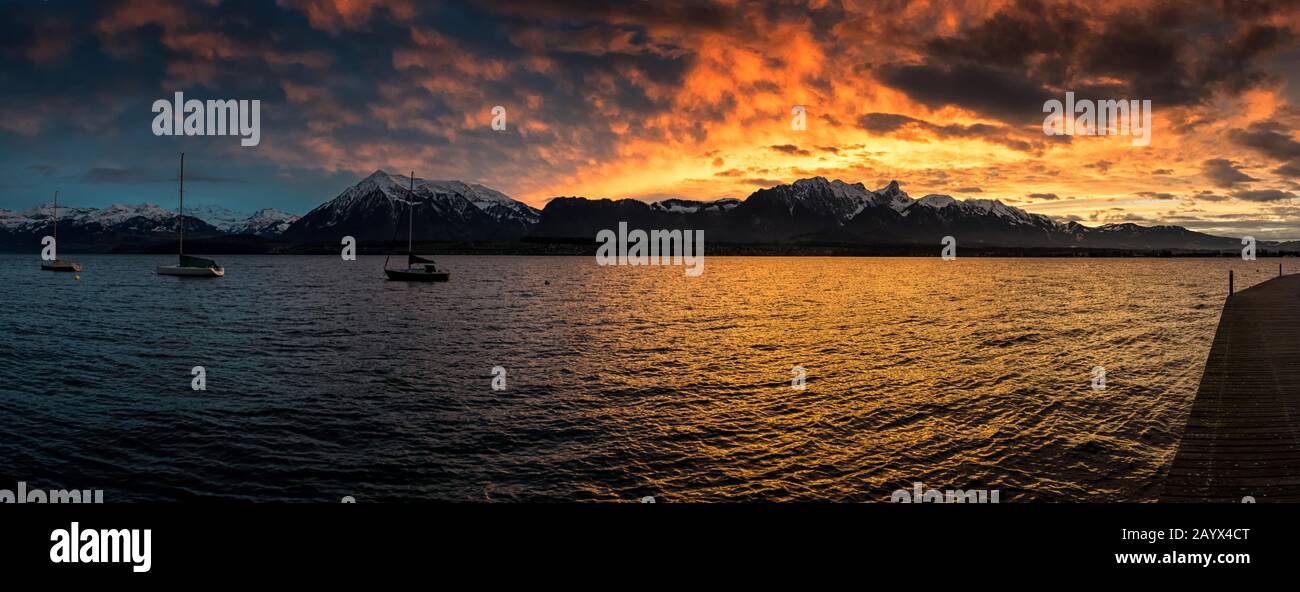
[1229,120,1300,160]
[1,0,1298,214]
[877,0,1296,123]
[769,144,810,156]
[185,172,247,184]
[857,113,917,133]
[874,63,1055,124]
[1194,23,1295,97]
[1202,158,1258,188]
[1275,161,1300,178]
[1027,192,1059,200]
[923,0,1089,72]
[1231,188,1297,202]
[81,167,245,184]
[80,167,160,184]
[0,0,699,200]
[474,0,738,32]
[856,112,1035,152]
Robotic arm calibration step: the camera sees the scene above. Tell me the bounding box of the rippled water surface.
[0,255,1285,501]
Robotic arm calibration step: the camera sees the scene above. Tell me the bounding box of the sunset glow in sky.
[2,0,1299,238]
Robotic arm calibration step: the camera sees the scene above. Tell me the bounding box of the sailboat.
[41,190,82,272]
[156,153,224,277]
[384,170,450,282]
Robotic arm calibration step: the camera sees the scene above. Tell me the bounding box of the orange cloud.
[278,0,416,32]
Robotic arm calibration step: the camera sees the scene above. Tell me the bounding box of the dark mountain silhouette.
[0,173,1284,253]
[0,203,222,252]
[532,177,1259,251]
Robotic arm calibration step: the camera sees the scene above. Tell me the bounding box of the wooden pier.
[1161,272,1300,502]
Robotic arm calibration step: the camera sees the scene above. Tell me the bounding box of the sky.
[2,0,1299,238]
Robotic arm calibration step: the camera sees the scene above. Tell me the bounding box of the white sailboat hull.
[156,265,224,277]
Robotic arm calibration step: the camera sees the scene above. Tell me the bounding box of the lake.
[0,254,1284,501]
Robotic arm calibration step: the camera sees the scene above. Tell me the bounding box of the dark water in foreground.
[0,255,1285,501]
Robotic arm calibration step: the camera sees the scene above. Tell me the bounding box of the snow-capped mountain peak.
[903,191,1060,229]
[18,202,170,225]
[0,202,200,239]
[184,204,247,232]
[89,203,173,225]
[872,180,915,212]
[420,179,541,223]
[778,177,878,220]
[230,208,300,237]
[0,201,302,240]
[328,170,538,222]
[746,176,919,223]
[279,170,540,242]
[917,194,957,208]
[342,170,413,204]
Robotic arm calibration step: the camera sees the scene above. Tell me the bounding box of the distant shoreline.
[7,237,1299,258]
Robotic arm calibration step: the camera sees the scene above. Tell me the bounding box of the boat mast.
[408,170,414,256]
[178,152,185,261]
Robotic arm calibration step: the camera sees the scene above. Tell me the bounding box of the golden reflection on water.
[3,254,1285,501]
[544,257,1266,501]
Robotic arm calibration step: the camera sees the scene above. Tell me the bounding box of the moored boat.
[40,190,81,273]
[384,254,449,282]
[383,170,450,282]
[155,153,224,278]
[42,260,82,272]
[157,254,225,277]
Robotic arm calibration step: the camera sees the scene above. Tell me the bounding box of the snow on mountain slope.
[184,204,248,232]
[280,170,538,242]
[908,193,1057,227]
[0,175,1260,252]
[0,201,302,238]
[230,208,300,236]
[748,177,881,222]
[871,180,916,212]
[916,194,956,209]
[5,203,174,231]
[425,179,541,224]
[318,171,539,224]
[650,198,741,213]
[332,170,411,211]
[0,209,28,230]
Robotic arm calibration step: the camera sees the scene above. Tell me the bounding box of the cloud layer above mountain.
[1,0,1299,238]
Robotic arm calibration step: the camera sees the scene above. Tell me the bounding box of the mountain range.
[530,177,1281,251]
[0,202,298,251]
[1,171,1290,253]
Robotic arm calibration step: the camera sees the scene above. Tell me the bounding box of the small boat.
[42,260,81,272]
[158,254,226,277]
[385,255,450,282]
[40,190,82,273]
[155,153,224,278]
[383,170,450,282]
